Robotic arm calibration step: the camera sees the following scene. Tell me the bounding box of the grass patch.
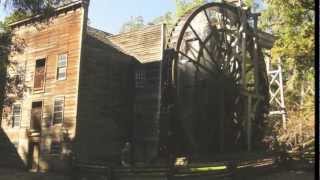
[190,166,227,172]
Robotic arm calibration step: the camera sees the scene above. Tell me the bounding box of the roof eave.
[9,1,86,28]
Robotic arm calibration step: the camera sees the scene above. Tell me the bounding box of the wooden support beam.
[247,96,252,151]
[220,79,225,152]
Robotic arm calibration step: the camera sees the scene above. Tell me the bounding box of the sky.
[88,0,175,34]
[0,5,7,21]
[0,0,265,34]
[0,0,176,34]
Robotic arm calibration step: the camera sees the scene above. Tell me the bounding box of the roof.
[257,30,276,49]
[86,26,128,55]
[9,0,87,28]
[108,24,164,63]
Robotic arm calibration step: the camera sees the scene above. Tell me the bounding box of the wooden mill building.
[0,0,275,173]
[0,0,166,171]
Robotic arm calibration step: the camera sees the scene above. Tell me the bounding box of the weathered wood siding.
[133,61,162,163]
[128,25,165,163]
[74,29,135,165]
[1,4,85,171]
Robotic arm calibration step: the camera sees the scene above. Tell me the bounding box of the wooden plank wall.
[74,30,136,165]
[1,6,85,171]
[133,61,162,163]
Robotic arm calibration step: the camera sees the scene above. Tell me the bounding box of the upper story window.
[53,97,64,125]
[135,70,146,88]
[12,104,21,128]
[34,58,46,91]
[57,54,67,80]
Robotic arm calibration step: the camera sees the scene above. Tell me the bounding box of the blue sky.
[0,0,176,34]
[88,0,175,34]
[0,0,265,34]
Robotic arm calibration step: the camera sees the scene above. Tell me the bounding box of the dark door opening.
[31,101,43,132]
[28,101,43,171]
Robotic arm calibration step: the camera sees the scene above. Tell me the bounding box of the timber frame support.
[266,56,287,129]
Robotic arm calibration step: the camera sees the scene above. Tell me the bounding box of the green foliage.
[150,11,175,27]
[0,22,12,119]
[260,0,314,62]
[174,0,207,17]
[0,10,28,99]
[120,0,207,33]
[0,0,67,26]
[260,0,314,152]
[0,0,64,118]
[243,0,259,12]
[1,0,63,14]
[1,11,29,28]
[119,16,145,33]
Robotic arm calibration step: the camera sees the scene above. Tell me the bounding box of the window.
[53,97,64,124]
[12,104,21,128]
[57,54,67,80]
[135,70,145,88]
[34,59,46,90]
[50,141,61,155]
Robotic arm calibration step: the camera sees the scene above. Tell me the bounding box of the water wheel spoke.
[203,9,215,32]
[188,24,220,71]
[178,50,217,76]
[165,2,269,155]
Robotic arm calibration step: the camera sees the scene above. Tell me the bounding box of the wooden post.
[241,18,247,87]
[267,56,287,129]
[252,13,261,96]
[278,58,286,129]
[247,96,252,151]
[220,78,225,152]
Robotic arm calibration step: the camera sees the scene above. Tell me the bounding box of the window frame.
[135,70,146,88]
[52,96,65,125]
[11,103,22,128]
[56,53,68,81]
[33,58,47,92]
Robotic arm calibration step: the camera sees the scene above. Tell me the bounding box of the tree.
[174,0,206,17]
[119,16,145,33]
[149,0,206,31]
[0,0,65,119]
[150,11,175,27]
[0,0,70,14]
[243,0,260,12]
[120,0,207,33]
[259,0,314,152]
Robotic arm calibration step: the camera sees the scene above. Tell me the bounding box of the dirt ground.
[0,168,68,180]
[0,168,315,180]
[255,169,314,180]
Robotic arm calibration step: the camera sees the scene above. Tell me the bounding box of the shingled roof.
[108,24,164,63]
[86,26,128,54]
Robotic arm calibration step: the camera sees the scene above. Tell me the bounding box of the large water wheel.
[160,2,269,159]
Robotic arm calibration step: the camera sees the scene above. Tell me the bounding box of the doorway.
[27,142,40,171]
[31,101,42,132]
[28,101,43,171]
